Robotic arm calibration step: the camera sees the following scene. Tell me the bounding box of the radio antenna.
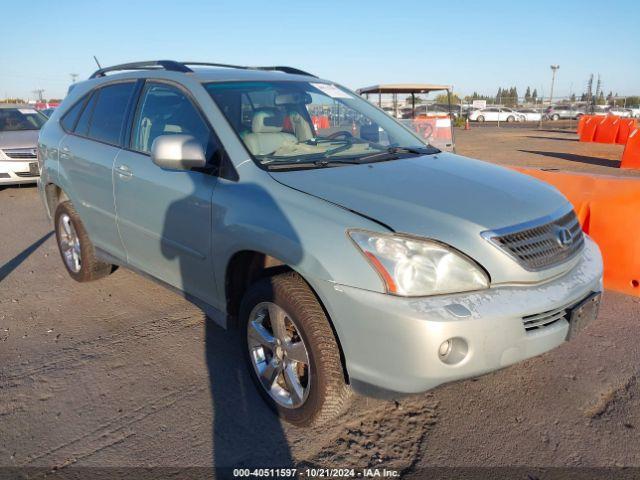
[93,56,102,69]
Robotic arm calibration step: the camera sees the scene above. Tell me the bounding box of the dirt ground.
[1,128,639,477]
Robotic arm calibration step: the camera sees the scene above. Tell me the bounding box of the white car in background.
[628,106,640,118]
[468,107,524,122]
[517,108,543,122]
[607,107,632,117]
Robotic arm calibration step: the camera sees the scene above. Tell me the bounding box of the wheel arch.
[224,249,350,384]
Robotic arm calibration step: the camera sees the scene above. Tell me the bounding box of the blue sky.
[2,0,638,100]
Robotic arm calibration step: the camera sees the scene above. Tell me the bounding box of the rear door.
[58,81,137,259]
[114,80,220,305]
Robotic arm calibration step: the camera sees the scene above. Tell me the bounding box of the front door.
[114,81,221,305]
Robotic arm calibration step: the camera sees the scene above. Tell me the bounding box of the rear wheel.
[54,201,113,282]
[552,114,560,121]
[240,272,352,427]
[507,115,515,122]
[477,115,485,122]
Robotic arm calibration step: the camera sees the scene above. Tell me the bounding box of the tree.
[570,93,576,102]
[405,95,423,105]
[434,93,461,104]
[524,86,531,103]
[532,89,538,102]
[596,91,606,105]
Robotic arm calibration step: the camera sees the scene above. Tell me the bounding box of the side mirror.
[150,134,206,171]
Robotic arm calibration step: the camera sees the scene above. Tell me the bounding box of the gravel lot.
[1,127,638,476]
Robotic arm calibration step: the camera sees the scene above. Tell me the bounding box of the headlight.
[349,230,489,296]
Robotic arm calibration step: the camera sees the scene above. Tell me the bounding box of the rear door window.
[86,82,136,145]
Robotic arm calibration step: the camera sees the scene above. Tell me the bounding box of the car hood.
[0,130,39,150]
[271,153,568,235]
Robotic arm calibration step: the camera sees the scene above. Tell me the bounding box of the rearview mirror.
[150,134,206,170]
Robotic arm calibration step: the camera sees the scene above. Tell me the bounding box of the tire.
[506,115,515,123]
[54,201,113,282]
[552,114,560,121]
[240,272,352,427]
[477,115,485,122]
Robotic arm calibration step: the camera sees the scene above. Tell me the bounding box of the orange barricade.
[576,115,588,136]
[616,118,637,145]
[621,128,640,169]
[579,116,600,142]
[593,115,620,144]
[513,167,640,296]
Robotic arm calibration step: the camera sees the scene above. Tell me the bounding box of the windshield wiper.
[266,158,361,170]
[353,145,439,163]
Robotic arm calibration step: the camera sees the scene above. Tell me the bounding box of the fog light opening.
[631,279,639,288]
[438,337,468,365]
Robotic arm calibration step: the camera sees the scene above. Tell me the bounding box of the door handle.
[116,164,133,179]
[60,146,70,158]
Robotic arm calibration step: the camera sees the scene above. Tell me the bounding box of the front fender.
[211,174,390,304]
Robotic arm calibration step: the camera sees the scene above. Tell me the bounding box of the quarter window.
[60,98,86,132]
[131,82,217,159]
[74,92,98,137]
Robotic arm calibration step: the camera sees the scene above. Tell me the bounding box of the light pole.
[549,65,559,106]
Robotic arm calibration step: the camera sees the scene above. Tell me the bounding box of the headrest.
[251,108,284,133]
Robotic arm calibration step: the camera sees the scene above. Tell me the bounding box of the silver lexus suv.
[37,61,603,426]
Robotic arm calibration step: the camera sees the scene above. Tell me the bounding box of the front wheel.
[476,115,485,122]
[506,115,515,122]
[552,114,560,121]
[240,272,352,427]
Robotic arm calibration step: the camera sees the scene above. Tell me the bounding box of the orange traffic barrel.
[579,116,600,142]
[616,118,638,145]
[621,128,640,169]
[593,115,620,144]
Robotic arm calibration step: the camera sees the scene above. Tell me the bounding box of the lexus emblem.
[555,227,573,248]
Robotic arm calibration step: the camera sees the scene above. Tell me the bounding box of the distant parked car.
[607,107,632,117]
[517,108,543,122]
[401,104,459,119]
[41,108,56,118]
[628,106,640,118]
[0,105,47,185]
[545,105,584,121]
[468,107,523,122]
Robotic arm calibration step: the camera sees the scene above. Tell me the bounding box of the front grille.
[3,148,37,159]
[15,171,39,177]
[483,209,584,270]
[523,305,569,331]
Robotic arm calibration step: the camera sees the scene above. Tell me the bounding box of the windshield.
[0,108,48,132]
[205,81,434,168]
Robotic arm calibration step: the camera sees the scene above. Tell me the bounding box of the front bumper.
[0,160,39,185]
[314,236,603,395]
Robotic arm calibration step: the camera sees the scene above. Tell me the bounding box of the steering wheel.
[326,130,354,140]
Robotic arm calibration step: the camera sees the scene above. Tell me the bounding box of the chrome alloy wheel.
[247,302,311,408]
[58,213,82,273]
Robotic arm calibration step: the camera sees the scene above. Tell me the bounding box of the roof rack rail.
[89,60,193,79]
[89,60,317,80]
[181,62,317,78]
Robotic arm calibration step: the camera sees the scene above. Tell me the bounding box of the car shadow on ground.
[518,150,621,168]
[523,136,579,142]
[160,175,303,473]
[0,231,53,282]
